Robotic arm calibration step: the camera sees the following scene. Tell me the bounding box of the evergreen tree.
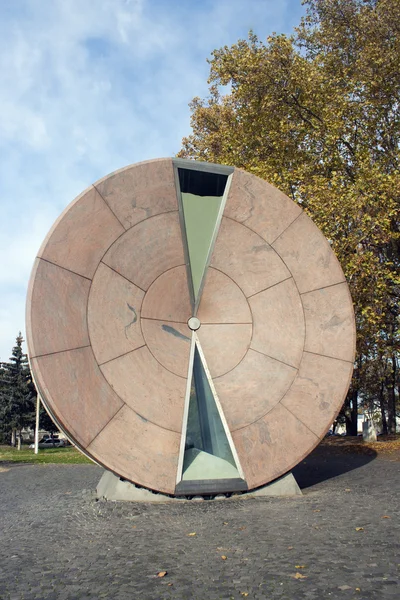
[0,333,36,448]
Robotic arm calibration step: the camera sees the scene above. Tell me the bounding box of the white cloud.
[0,0,304,359]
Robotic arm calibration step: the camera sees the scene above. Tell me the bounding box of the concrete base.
[96,470,302,502]
[244,472,302,497]
[96,470,176,502]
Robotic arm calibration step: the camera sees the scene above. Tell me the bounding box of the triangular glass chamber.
[181,344,241,482]
[177,167,228,308]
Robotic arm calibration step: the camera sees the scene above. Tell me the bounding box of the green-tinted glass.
[178,168,228,306]
[182,345,240,481]
[181,192,223,302]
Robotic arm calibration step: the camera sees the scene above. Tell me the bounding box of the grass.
[0,444,93,465]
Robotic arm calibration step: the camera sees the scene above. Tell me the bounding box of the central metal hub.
[187,316,201,331]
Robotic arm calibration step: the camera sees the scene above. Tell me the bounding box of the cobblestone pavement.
[0,447,399,600]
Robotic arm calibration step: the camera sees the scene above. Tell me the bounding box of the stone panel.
[302,282,356,362]
[26,258,90,358]
[249,278,304,368]
[88,404,180,494]
[197,324,252,378]
[214,349,297,431]
[141,319,191,378]
[141,265,191,322]
[232,403,318,489]
[94,158,178,230]
[103,212,185,291]
[272,212,346,294]
[225,168,302,244]
[197,268,252,324]
[88,262,145,365]
[211,217,291,298]
[100,346,186,433]
[281,352,354,438]
[38,186,124,279]
[32,347,123,448]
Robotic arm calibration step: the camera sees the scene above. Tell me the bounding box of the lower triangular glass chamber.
[181,345,241,482]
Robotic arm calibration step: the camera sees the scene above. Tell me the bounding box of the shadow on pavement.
[293,443,377,489]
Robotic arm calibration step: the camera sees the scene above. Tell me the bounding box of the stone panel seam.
[220,216,292,280]
[246,275,293,300]
[303,349,355,365]
[31,344,91,360]
[37,257,92,282]
[92,184,128,231]
[98,344,146,367]
[99,261,146,292]
[85,403,127,450]
[96,211,181,283]
[198,324,252,379]
[98,350,182,435]
[249,346,299,371]
[279,400,322,441]
[269,209,304,246]
[300,279,349,296]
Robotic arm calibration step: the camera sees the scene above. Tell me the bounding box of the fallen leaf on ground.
[295,565,306,569]
[168,583,173,586]
[223,522,228,525]
[313,509,320,512]
[132,526,136,529]
[287,546,293,550]
[157,571,167,578]
[381,515,390,519]
[355,527,364,531]
[355,588,361,591]
[241,593,249,597]
[239,526,246,530]
[338,585,352,591]
[345,488,351,492]
[292,573,307,579]
[187,532,196,536]
[221,555,227,560]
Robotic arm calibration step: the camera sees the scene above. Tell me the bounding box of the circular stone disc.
[26,158,356,494]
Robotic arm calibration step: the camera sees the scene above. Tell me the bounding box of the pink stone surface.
[94,159,178,230]
[302,282,356,362]
[211,217,290,298]
[272,212,346,294]
[141,319,191,378]
[32,347,123,448]
[232,403,319,489]
[38,186,124,279]
[100,346,186,433]
[214,349,297,431]
[26,258,90,358]
[225,168,302,244]
[141,266,191,322]
[197,324,252,378]
[103,212,185,291]
[88,405,180,494]
[27,159,356,494]
[281,352,354,438]
[88,262,145,365]
[197,268,252,324]
[249,278,305,368]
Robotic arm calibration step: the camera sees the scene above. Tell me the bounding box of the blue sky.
[0,0,304,361]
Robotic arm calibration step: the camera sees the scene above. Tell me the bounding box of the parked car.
[29,438,66,449]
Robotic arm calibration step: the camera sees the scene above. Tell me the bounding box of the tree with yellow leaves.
[179,0,399,433]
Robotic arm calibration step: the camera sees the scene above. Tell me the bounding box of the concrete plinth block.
[245,472,302,497]
[96,470,175,502]
[97,470,302,502]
